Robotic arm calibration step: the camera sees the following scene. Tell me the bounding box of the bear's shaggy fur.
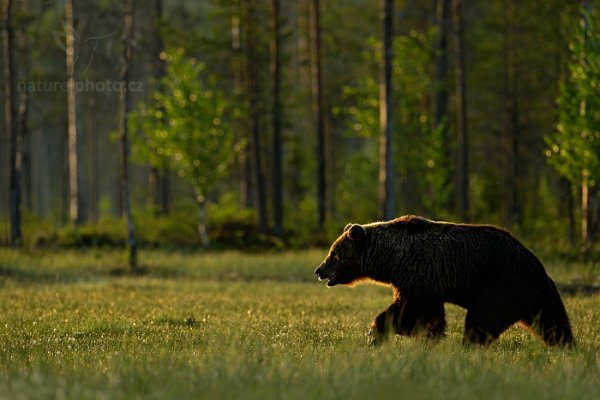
[314,215,574,346]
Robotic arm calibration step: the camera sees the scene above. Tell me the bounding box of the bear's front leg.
[367,302,410,346]
[367,300,446,346]
[367,308,395,346]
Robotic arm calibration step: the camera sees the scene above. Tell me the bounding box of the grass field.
[1,248,599,399]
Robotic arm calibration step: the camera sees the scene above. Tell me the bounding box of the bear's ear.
[347,224,366,244]
[343,223,353,233]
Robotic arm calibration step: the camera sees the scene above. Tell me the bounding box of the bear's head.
[314,224,367,287]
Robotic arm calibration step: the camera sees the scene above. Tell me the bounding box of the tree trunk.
[18,92,30,211]
[154,0,165,80]
[119,0,137,272]
[581,177,598,245]
[434,0,451,210]
[588,192,598,243]
[66,0,81,226]
[239,149,253,209]
[502,0,519,228]
[581,0,597,245]
[61,138,69,225]
[149,167,159,213]
[312,0,326,228]
[2,0,22,245]
[271,0,284,238]
[16,0,31,212]
[434,0,449,130]
[88,95,98,224]
[561,178,575,246]
[152,0,169,215]
[196,192,209,248]
[160,167,169,215]
[379,0,394,221]
[326,106,336,219]
[582,178,588,243]
[18,88,30,213]
[148,167,169,215]
[246,0,268,233]
[231,11,252,209]
[452,0,469,221]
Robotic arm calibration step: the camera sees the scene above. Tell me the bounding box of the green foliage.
[337,28,452,220]
[421,120,453,219]
[341,74,380,140]
[207,193,283,250]
[21,203,279,250]
[20,213,128,249]
[129,48,236,199]
[334,70,380,224]
[547,10,600,188]
[1,250,599,399]
[336,150,379,222]
[394,28,454,218]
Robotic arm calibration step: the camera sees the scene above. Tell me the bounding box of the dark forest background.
[1,0,599,261]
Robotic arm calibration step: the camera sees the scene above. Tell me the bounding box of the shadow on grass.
[0,264,80,284]
[1,260,313,285]
[107,265,187,279]
[0,264,151,285]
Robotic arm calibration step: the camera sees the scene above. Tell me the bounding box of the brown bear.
[314,215,574,346]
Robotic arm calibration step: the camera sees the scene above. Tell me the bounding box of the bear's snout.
[314,263,330,279]
[315,262,338,286]
[314,263,326,279]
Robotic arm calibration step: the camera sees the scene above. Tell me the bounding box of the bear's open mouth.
[319,272,336,287]
[325,273,337,286]
[315,266,337,286]
[316,271,335,283]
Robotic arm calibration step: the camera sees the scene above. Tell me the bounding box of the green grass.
[0,248,599,399]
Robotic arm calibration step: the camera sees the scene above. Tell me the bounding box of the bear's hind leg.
[523,279,574,346]
[522,314,574,347]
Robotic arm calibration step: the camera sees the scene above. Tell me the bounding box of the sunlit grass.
[0,248,599,399]
[0,248,325,284]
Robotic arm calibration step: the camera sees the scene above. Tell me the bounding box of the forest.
[1,0,598,259]
[2,1,600,399]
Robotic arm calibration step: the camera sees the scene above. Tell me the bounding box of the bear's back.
[372,215,548,285]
